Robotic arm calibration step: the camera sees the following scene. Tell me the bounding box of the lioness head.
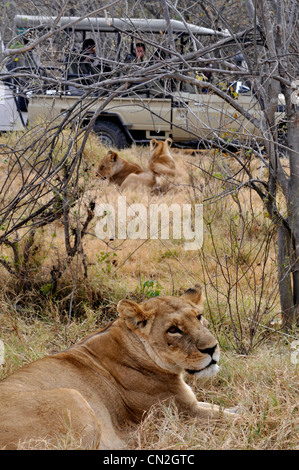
[96,150,119,178]
[117,284,220,379]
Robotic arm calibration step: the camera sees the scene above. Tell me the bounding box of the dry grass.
[0,131,298,450]
[128,350,299,450]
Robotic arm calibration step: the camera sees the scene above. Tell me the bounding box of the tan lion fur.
[149,138,176,177]
[96,150,156,189]
[0,285,238,450]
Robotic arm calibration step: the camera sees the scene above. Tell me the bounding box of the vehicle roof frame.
[14,16,229,37]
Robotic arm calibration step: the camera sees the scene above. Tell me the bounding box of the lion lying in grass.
[0,285,238,450]
[96,139,177,191]
[96,150,156,189]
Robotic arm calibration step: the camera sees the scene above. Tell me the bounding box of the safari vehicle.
[1,16,283,148]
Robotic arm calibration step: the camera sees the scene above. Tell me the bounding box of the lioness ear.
[117,299,148,329]
[166,137,172,147]
[150,139,158,150]
[108,151,118,162]
[180,284,203,305]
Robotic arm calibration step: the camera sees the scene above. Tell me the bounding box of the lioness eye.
[197,314,202,321]
[167,326,183,335]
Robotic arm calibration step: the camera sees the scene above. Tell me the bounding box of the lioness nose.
[199,345,217,356]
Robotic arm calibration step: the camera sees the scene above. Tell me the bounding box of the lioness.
[149,138,176,177]
[0,285,236,450]
[96,150,156,189]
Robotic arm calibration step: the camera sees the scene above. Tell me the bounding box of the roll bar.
[14,15,229,37]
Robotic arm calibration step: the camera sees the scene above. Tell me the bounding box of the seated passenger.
[125,43,146,63]
[78,38,100,83]
[66,38,112,91]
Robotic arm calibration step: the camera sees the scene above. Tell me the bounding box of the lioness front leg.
[178,399,239,420]
[175,381,239,420]
[196,401,239,418]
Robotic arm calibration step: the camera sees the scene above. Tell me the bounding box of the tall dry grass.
[129,348,298,450]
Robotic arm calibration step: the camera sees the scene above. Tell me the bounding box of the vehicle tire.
[94,121,128,149]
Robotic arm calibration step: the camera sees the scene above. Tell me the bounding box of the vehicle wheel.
[94,121,128,149]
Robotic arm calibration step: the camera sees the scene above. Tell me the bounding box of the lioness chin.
[0,284,237,450]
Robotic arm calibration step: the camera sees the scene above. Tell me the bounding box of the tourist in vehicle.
[77,38,111,86]
[125,42,146,63]
[78,38,100,77]
[135,43,146,62]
